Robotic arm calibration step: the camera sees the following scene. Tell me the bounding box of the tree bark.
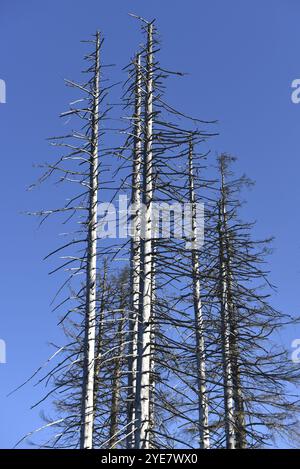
[128,53,143,448]
[135,23,154,450]
[224,219,247,448]
[218,196,236,449]
[188,141,210,449]
[80,31,100,450]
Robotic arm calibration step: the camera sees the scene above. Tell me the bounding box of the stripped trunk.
[135,23,154,449]
[188,141,210,449]
[218,196,236,449]
[127,53,143,448]
[80,31,100,450]
[223,207,247,448]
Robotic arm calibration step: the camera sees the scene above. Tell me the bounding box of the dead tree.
[127,53,143,448]
[79,30,101,450]
[217,194,236,449]
[124,16,217,448]
[135,20,155,450]
[188,139,210,448]
[208,154,300,448]
[22,31,117,448]
[220,157,247,448]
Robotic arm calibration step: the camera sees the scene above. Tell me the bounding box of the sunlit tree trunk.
[222,179,247,449]
[135,23,154,449]
[188,140,210,449]
[80,31,100,450]
[128,53,143,448]
[218,193,236,449]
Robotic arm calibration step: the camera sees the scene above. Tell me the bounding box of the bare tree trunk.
[80,31,100,450]
[224,225,247,448]
[218,197,236,449]
[188,141,210,449]
[219,156,246,448]
[127,54,142,448]
[135,23,154,449]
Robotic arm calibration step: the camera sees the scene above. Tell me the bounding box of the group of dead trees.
[24,17,300,449]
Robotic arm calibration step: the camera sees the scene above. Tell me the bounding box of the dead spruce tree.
[217,162,236,449]
[79,30,101,450]
[24,18,216,449]
[120,16,217,448]
[135,20,155,450]
[125,53,142,449]
[41,264,131,449]
[121,18,158,449]
[187,138,210,448]
[22,32,123,448]
[206,154,300,448]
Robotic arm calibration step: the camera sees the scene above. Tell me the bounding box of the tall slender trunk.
[218,197,236,449]
[188,141,210,449]
[80,31,100,450]
[224,223,247,448]
[128,53,143,448]
[135,23,154,449]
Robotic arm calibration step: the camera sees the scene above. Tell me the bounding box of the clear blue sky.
[0,0,300,448]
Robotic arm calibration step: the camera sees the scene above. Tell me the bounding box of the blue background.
[0,0,299,448]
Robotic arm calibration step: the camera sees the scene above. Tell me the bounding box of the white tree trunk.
[128,53,142,448]
[80,31,100,450]
[136,23,154,449]
[218,197,236,449]
[222,183,246,448]
[188,141,210,449]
